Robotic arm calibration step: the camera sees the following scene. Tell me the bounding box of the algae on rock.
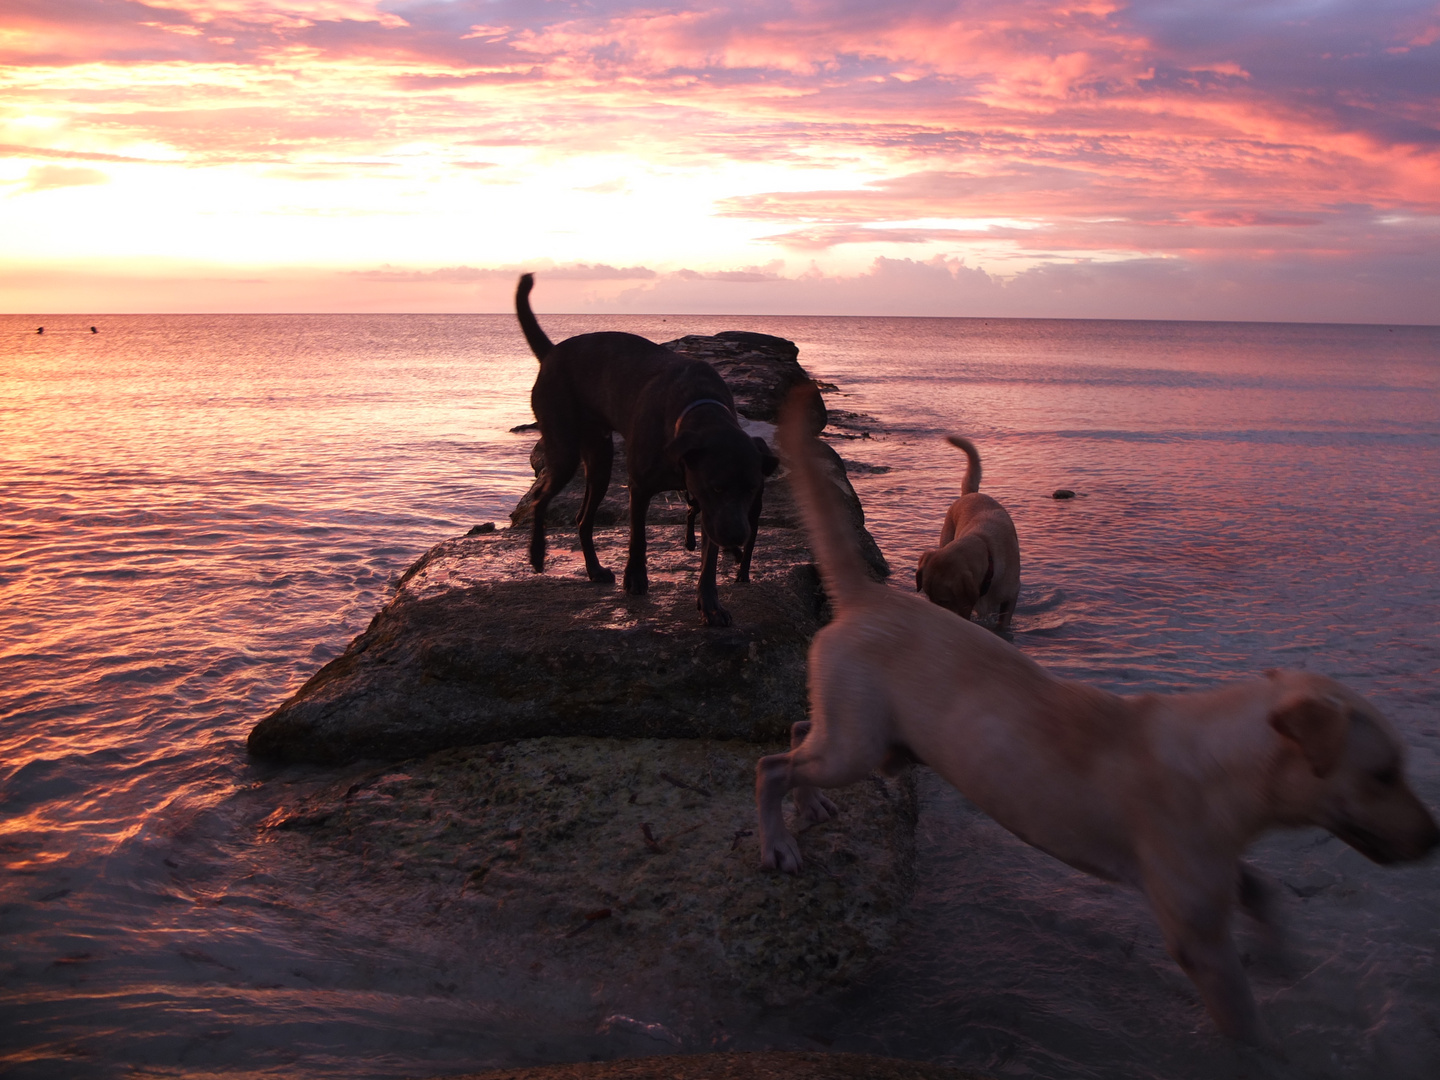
[260,737,917,1006]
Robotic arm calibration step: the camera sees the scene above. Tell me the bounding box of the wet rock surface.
[247,526,823,764]
[260,737,917,1009]
[666,332,821,426]
[249,332,886,766]
[453,1049,987,1079]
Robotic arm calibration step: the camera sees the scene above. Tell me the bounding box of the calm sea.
[2,314,1438,1079]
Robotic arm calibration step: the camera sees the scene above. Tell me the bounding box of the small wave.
[93,664,193,688]
[1016,614,1071,636]
[72,567,146,580]
[1016,586,1067,613]
[0,755,91,808]
[1035,428,1439,446]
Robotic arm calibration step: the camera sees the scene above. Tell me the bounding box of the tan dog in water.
[757,383,1438,1045]
[915,435,1020,632]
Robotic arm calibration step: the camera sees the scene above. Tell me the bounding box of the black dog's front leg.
[529,510,549,573]
[623,489,653,595]
[684,496,698,552]
[736,484,763,584]
[697,532,731,626]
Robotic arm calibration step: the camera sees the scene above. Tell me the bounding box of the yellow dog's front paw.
[759,832,803,873]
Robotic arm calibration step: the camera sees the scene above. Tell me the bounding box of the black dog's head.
[669,428,778,550]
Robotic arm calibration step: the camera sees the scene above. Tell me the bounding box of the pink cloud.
[2,3,1438,320]
[348,262,658,282]
[8,246,1437,323]
[590,251,1440,324]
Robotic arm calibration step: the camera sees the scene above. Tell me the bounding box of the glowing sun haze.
[2,0,1438,320]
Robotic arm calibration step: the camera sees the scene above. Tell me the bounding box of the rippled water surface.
[2,313,1438,1078]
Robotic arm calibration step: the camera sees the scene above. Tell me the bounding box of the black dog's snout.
[707,516,751,550]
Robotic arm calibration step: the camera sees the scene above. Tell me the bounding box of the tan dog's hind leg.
[1236,862,1281,929]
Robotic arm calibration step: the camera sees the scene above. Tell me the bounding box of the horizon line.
[6,313,1438,330]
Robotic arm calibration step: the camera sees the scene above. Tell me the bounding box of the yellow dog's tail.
[777,383,873,613]
[947,435,982,494]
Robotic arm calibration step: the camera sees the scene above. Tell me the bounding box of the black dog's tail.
[778,383,873,614]
[947,435,982,494]
[515,273,554,361]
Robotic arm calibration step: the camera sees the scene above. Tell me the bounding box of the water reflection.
[2,315,1438,1078]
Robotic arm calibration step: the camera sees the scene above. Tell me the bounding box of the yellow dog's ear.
[1269,696,1348,778]
[916,549,936,591]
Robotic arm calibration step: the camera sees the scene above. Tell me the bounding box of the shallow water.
[2,313,1438,1078]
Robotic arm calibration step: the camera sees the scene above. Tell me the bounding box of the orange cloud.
[10,164,109,193]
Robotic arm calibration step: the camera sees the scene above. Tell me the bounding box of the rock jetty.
[248,332,885,766]
[248,330,915,1017]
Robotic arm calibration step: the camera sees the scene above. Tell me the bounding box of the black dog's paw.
[623,569,649,595]
[588,567,616,585]
[735,567,750,584]
[702,605,733,627]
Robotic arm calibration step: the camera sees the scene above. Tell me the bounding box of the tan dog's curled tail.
[947,435,982,494]
[515,273,555,361]
[778,383,871,613]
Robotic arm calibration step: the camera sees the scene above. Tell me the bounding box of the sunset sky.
[3,1,1438,320]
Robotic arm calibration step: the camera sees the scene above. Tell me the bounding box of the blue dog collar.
[673,397,733,436]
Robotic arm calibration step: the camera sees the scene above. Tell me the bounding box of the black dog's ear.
[916,550,933,591]
[753,436,780,476]
[667,429,706,468]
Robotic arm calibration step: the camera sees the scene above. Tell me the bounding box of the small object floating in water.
[1052,488,1077,499]
[91,326,98,333]
[36,326,43,334]
[466,522,496,536]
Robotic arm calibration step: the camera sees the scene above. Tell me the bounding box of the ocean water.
[2,313,1438,1079]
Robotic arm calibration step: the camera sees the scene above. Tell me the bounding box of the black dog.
[517,273,777,626]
